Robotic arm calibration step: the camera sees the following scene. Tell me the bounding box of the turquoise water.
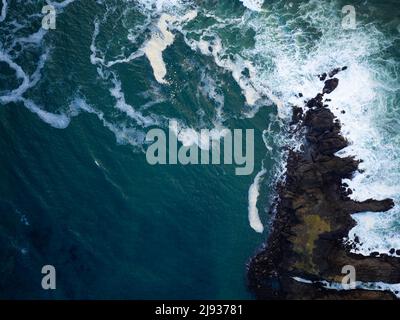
[0,0,399,299]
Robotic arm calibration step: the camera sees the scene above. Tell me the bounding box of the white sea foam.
[198,70,225,125]
[89,21,104,66]
[325,57,400,255]
[142,13,177,84]
[110,77,159,127]
[248,168,266,233]
[73,97,146,148]
[76,2,400,250]
[0,50,48,104]
[0,51,30,103]
[90,2,196,80]
[346,212,400,256]
[48,0,76,10]
[23,98,71,129]
[1,44,73,130]
[184,35,264,107]
[182,15,285,111]
[169,119,229,150]
[3,0,399,248]
[88,1,232,153]
[135,0,181,13]
[0,0,78,129]
[143,10,197,84]
[90,20,144,70]
[17,28,47,45]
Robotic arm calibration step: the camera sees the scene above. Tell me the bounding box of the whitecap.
[142,10,197,84]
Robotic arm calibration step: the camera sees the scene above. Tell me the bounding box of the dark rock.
[390,248,395,254]
[348,198,394,213]
[248,68,399,300]
[323,78,339,94]
[306,93,324,108]
[304,108,335,132]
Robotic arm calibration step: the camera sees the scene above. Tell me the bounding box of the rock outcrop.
[248,68,400,300]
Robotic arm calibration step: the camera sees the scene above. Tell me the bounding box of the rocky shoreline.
[248,68,400,299]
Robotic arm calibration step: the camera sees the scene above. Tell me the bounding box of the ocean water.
[0,0,399,299]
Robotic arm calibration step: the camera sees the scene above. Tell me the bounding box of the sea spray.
[248,168,266,233]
